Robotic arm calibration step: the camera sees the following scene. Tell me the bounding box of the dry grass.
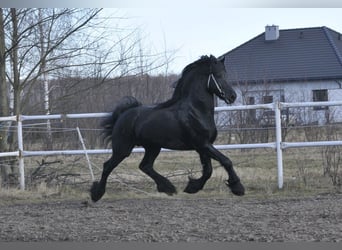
[1,145,340,206]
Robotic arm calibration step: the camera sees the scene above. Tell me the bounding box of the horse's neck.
[180,77,216,116]
[190,92,215,112]
[179,79,217,135]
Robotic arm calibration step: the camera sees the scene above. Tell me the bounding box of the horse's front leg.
[202,144,245,196]
[184,154,212,194]
[139,147,177,195]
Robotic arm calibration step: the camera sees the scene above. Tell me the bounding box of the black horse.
[90,55,245,202]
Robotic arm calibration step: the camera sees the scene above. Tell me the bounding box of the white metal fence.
[1,101,342,190]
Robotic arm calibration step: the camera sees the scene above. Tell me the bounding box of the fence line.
[1,101,342,190]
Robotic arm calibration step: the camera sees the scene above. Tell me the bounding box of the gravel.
[0,194,341,242]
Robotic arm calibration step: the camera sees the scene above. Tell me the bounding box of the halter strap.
[207,74,224,96]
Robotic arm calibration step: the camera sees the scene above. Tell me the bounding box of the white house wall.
[328,88,342,123]
[216,80,342,126]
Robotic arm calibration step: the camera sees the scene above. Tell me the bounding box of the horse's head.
[207,55,236,104]
[170,55,236,105]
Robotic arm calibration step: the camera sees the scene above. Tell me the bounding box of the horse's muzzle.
[224,91,237,104]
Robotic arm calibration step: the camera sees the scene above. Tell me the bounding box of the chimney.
[265,25,279,41]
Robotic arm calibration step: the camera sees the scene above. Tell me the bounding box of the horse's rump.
[101,96,142,146]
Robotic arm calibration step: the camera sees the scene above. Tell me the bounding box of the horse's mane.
[154,55,212,109]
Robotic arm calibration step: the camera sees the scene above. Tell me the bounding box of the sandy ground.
[0,193,341,242]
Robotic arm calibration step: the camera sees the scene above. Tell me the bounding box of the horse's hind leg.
[184,154,212,194]
[90,144,133,202]
[90,156,123,202]
[139,147,177,195]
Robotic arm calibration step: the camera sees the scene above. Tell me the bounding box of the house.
[219,25,342,125]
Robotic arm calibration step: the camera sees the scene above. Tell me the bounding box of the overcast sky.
[107,8,341,74]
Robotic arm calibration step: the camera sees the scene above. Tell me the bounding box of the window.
[280,95,285,102]
[262,95,273,104]
[246,97,256,122]
[312,89,328,110]
[313,89,328,102]
[247,96,255,105]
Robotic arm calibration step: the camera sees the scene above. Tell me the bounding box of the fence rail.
[1,101,342,190]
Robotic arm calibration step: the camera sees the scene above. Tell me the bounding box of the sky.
[106,8,342,74]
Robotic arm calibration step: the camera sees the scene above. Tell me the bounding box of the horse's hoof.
[184,185,199,194]
[90,181,105,202]
[226,179,245,196]
[157,182,177,195]
[184,177,202,194]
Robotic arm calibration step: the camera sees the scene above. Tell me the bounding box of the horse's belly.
[137,128,191,150]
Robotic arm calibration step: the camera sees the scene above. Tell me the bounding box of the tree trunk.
[38,9,53,150]
[0,8,11,186]
[4,8,21,186]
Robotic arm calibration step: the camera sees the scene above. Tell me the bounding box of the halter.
[207,73,225,97]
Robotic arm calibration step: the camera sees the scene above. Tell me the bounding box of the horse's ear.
[220,56,225,64]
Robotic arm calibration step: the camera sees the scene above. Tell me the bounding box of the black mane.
[155,55,212,109]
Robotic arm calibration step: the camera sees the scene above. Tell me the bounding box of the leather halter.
[207,73,225,97]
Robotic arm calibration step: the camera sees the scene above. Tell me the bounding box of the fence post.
[274,102,283,189]
[17,115,25,190]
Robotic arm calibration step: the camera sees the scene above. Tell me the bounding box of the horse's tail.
[101,96,142,146]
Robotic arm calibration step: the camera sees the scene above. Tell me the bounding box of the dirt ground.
[0,193,341,242]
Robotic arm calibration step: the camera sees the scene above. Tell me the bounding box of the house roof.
[222,26,342,84]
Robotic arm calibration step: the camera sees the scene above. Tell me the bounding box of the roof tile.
[222,26,342,83]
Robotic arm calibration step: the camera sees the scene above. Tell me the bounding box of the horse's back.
[133,106,192,150]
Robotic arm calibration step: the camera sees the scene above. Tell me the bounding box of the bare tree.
[0,8,11,186]
[0,8,177,186]
[1,8,103,184]
[38,8,52,149]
